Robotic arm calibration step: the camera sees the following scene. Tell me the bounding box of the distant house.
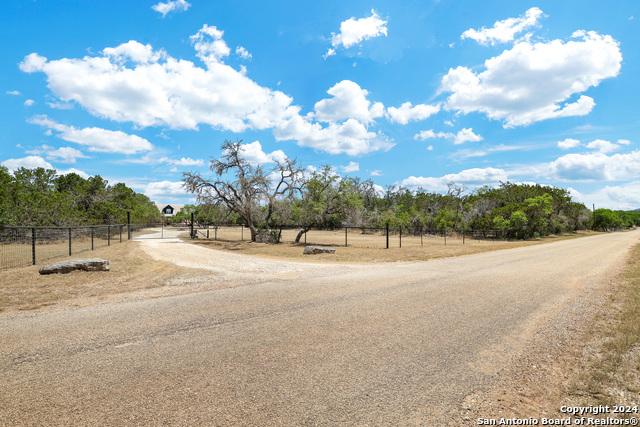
[155,203,186,218]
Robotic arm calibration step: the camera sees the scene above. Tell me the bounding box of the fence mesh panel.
[0,225,128,270]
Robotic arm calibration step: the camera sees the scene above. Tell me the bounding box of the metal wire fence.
[0,225,127,270]
[187,224,510,249]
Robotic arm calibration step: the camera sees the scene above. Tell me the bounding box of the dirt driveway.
[1,230,638,425]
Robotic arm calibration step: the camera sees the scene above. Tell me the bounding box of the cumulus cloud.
[1,156,54,171]
[545,150,640,181]
[313,80,384,124]
[28,115,153,154]
[7,90,21,96]
[461,7,544,45]
[386,102,440,125]
[152,0,190,17]
[274,115,393,156]
[229,140,288,165]
[144,180,192,200]
[103,40,166,63]
[236,46,252,60]
[190,25,231,65]
[441,31,622,127]
[24,99,35,107]
[340,161,360,173]
[557,138,581,150]
[414,128,483,145]
[326,9,387,57]
[19,28,397,156]
[400,168,509,192]
[45,146,89,163]
[586,139,622,154]
[571,183,640,210]
[19,31,298,134]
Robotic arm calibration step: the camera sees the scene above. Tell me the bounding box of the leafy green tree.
[292,166,362,243]
[182,140,303,241]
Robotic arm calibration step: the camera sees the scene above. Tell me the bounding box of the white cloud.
[313,80,384,124]
[557,138,581,150]
[546,150,640,181]
[586,139,621,154]
[326,9,388,57]
[47,101,74,110]
[20,29,400,157]
[230,140,287,165]
[618,139,632,146]
[452,128,483,144]
[7,90,21,96]
[103,40,166,63]
[58,168,90,179]
[323,48,336,60]
[461,7,544,45]
[152,0,190,17]
[400,167,509,192]
[144,181,193,201]
[274,115,393,156]
[28,115,153,154]
[442,31,622,127]
[386,102,440,125]
[24,99,35,107]
[340,161,360,173]
[370,170,382,176]
[414,128,482,145]
[159,157,204,167]
[190,25,231,65]
[20,34,298,134]
[1,156,54,171]
[236,46,252,60]
[571,183,640,210]
[46,146,89,164]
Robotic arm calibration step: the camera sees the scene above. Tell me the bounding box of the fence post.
[215,226,217,240]
[386,222,389,249]
[421,226,423,247]
[119,225,122,243]
[241,226,244,241]
[345,227,348,247]
[444,227,447,246]
[399,226,402,248]
[91,227,94,251]
[207,229,209,239]
[32,227,36,266]
[127,211,131,240]
[68,228,72,256]
[162,223,164,239]
[108,226,111,246]
[190,213,195,238]
[304,230,307,245]
[462,229,465,245]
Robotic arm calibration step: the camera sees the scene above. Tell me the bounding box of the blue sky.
[1,0,638,209]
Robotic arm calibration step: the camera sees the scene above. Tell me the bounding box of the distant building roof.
[154,203,187,217]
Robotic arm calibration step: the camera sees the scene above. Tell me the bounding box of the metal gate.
[130,223,192,240]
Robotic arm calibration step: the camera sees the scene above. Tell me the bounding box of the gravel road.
[1,230,638,426]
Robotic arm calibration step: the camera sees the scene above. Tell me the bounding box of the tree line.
[0,166,161,226]
[181,140,640,242]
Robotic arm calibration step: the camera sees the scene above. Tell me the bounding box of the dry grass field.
[0,241,212,316]
[191,228,598,263]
